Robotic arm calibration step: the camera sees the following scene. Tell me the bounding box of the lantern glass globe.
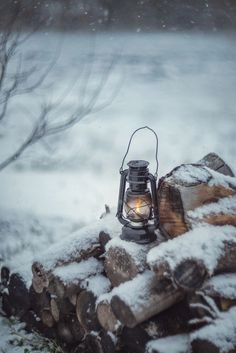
[124,189,152,223]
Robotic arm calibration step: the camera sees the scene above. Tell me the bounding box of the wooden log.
[198,153,234,177]
[157,153,236,239]
[99,230,111,253]
[8,273,30,317]
[1,266,10,287]
[76,290,101,332]
[41,308,55,328]
[21,310,56,339]
[29,285,51,316]
[110,271,184,328]
[85,331,116,353]
[105,238,159,287]
[96,297,121,332]
[31,215,120,293]
[148,226,236,292]
[2,292,16,317]
[190,306,236,353]
[120,300,191,353]
[146,334,190,353]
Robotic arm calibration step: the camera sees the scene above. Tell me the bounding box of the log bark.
[110,271,184,328]
[2,292,16,317]
[199,153,234,177]
[105,239,159,287]
[157,153,236,238]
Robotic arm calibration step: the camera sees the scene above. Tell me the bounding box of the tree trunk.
[110,271,184,328]
[157,153,235,239]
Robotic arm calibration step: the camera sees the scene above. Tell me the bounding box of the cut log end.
[173,260,207,291]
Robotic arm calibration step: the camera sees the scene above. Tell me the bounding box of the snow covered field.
[0,31,236,352]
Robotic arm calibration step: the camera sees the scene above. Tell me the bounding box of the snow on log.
[105,237,160,287]
[190,307,236,353]
[32,213,121,292]
[157,153,236,238]
[110,270,184,328]
[146,334,190,353]
[147,225,236,291]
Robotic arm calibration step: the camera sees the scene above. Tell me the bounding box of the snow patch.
[202,274,236,299]
[146,334,190,353]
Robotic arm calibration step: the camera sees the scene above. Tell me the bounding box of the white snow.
[81,274,111,297]
[190,307,236,353]
[147,225,236,275]
[105,237,157,269]
[53,257,103,284]
[171,165,210,185]
[33,211,121,271]
[146,334,190,353]
[188,195,236,219]
[201,274,236,299]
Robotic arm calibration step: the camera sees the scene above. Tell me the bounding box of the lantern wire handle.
[119,126,159,179]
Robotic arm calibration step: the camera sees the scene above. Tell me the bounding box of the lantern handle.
[119,126,159,179]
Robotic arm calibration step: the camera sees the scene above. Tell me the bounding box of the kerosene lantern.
[116,126,159,244]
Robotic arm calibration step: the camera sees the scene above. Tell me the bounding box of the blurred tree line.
[0,0,236,31]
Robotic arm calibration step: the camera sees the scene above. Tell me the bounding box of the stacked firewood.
[1,153,236,353]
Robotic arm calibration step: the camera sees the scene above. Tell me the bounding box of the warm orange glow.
[135,198,142,214]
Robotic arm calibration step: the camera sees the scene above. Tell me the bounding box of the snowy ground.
[0,30,236,352]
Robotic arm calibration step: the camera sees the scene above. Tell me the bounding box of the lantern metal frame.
[116,126,159,244]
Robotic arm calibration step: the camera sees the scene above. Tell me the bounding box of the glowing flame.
[135,198,142,214]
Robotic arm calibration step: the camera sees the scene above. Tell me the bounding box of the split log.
[120,300,191,353]
[199,153,234,177]
[110,271,184,328]
[146,334,190,353]
[157,153,236,238]
[76,274,111,332]
[41,308,55,328]
[8,273,30,317]
[105,238,159,287]
[190,306,236,353]
[85,331,116,353]
[31,214,121,293]
[1,266,10,287]
[148,225,236,292]
[99,231,111,253]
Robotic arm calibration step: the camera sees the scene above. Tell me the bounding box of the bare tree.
[0,3,118,171]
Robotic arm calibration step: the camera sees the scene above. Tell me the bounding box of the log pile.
[1,153,236,353]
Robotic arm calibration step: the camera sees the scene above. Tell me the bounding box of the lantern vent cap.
[127,160,149,169]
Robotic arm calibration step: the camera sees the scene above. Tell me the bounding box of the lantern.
[116,127,159,244]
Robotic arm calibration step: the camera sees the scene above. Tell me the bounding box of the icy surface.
[53,257,103,284]
[147,225,236,275]
[202,274,236,299]
[146,334,189,353]
[190,307,236,352]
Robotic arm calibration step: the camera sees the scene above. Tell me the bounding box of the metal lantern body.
[117,159,159,244]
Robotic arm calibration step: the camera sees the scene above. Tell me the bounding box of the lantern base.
[120,224,157,244]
